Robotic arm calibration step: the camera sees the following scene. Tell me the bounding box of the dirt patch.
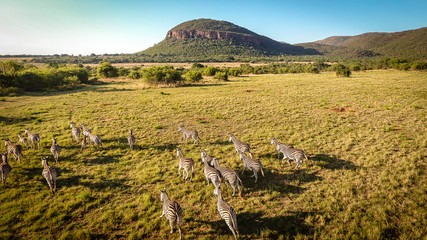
[244,89,255,92]
[328,107,357,112]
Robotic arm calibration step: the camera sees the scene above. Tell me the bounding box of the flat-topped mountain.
[140,18,318,60]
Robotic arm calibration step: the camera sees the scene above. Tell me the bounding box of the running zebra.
[278,143,308,169]
[80,123,91,138]
[215,184,239,240]
[24,127,40,150]
[176,147,194,181]
[50,138,61,164]
[18,133,28,147]
[200,149,215,167]
[270,136,288,159]
[178,125,201,144]
[88,133,102,150]
[70,122,81,143]
[127,129,135,150]
[159,187,183,240]
[0,153,12,187]
[229,134,253,158]
[41,157,57,194]
[201,153,222,195]
[239,152,264,183]
[4,139,23,163]
[212,158,243,197]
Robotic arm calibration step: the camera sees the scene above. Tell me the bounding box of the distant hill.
[140,18,318,61]
[298,27,427,59]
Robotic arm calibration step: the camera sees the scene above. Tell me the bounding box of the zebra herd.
[1,124,308,239]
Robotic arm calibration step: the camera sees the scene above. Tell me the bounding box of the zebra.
[50,138,61,164]
[127,129,135,150]
[0,153,12,187]
[200,149,215,167]
[18,133,28,147]
[159,187,183,240]
[178,125,201,144]
[80,123,91,138]
[201,152,222,195]
[277,143,308,169]
[88,133,102,150]
[229,134,253,158]
[24,127,40,150]
[4,139,23,163]
[239,152,264,183]
[70,122,81,143]
[215,184,239,240]
[270,136,290,159]
[176,147,194,181]
[212,157,243,197]
[41,156,57,194]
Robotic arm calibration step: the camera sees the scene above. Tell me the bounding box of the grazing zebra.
[200,149,215,167]
[70,122,81,143]
[50,138,61,164]
[127,129,135,150]
[229,134,253,158]
[24,127,40,150]
[215,184,239,240]
[159,187,183,240]
[81,136,87,152]
[201,153,222,195]
[239,152,264,183]
[88,133,102,150]
[176,147,194,181]
[18,133,28,147]
[277,143,308,169]
[4,139,23,163]
[212,158,243,197]
[178,125,201,144]
[80,123,91,138]
[41,157,57,194]
[0,153,12,187]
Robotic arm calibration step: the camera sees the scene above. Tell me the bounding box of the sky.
[1,0,426,55]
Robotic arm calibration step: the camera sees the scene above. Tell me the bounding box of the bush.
[228,68,242,77]
[127,70,142,79]
[240,64,254,74]
[214,71,228,81]
[304,65,320,74]
[141,66,183,85]
[185,70,203,83]
[336,68,351,77]
[411,61,427,70]
[97,62,118,78]
[203,66,219,76]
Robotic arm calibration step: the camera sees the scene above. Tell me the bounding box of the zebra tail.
[304,153,308,161]
[197,136,202,142]
[237,174,244,189]
[260,168,265,177]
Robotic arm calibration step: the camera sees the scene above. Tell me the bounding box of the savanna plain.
[0,70,426,239]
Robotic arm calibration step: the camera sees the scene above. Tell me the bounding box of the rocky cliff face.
[166,30,263,46]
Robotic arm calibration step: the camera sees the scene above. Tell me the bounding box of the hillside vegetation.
[0,71,426,239]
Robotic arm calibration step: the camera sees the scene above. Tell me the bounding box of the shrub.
[214,71,228,81]
[127,70,141,79]
[336,68,351,77]
[240,64,254,74]
[97,62,118,78]
[203,66,219,76]
[228,68,242,77]
[411,61,427,70]
[141,66,183,85]
[185,70,203,83]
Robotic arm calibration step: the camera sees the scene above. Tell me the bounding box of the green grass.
[0,71,426,239]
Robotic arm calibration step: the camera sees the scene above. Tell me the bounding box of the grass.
[0,70,426,239]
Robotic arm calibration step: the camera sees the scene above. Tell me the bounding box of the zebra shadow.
[311,154,359,170]
[193,210,315,239]
[0,116,37,125]
[57,174,130,191]
[82,154,121,165]
[153,143,179,152]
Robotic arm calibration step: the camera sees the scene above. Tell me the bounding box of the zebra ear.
[163,187,167,191]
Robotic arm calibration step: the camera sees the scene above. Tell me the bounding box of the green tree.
[185,70,203,82]
[203,66,219,76]
[141,66,183,85]
[97,62,118,78]
[214,71,228,81]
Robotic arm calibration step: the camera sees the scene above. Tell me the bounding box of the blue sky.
[0,0,426,55]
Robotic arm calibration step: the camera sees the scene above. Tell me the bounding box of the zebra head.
[160,187,168,201]
[177,125,184,132]
[4,139,11,147]
[70,122,75,128]
[24,127,30,134]
[41,156,49,167]
[200,150,207,161]
[228,134,234,142]
[176,147,183,157]
[270,137,276,145]
[1,153,7,163]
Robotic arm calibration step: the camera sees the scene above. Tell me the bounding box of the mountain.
[298,27,427,59]
[139,18,318,61]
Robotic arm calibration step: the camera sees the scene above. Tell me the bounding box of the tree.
[97,62,118,78]
[214,71,228,81]
[185,70,203,82]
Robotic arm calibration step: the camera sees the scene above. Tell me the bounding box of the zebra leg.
[169,218,175,233]
[205,175,210,185]
[253,170,258,183]
[231,183,236,196]
[241,164,246,175]
[248,151,253,158]
[178,165,181,176]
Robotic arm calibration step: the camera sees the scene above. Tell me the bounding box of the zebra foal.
[176,147,194,181]
[70,122,81,143]
[229,134,253,158]
[24,127,40,150]
[4,139,23,163]
[239,152,264,183]
[159,187,183,240]
[178,125,201,144]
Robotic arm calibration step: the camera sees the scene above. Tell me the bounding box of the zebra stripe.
[201,152,221,195]
[41,157,57,194]
[212,158,243,197]
[160,187,183,240]
[0,153,12,186]
[239,152,264,183]
[216,184,239,240]
[176,148,194,181]
[50,138,61,164]
[229,134,253,158]
[279,144,307,169]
